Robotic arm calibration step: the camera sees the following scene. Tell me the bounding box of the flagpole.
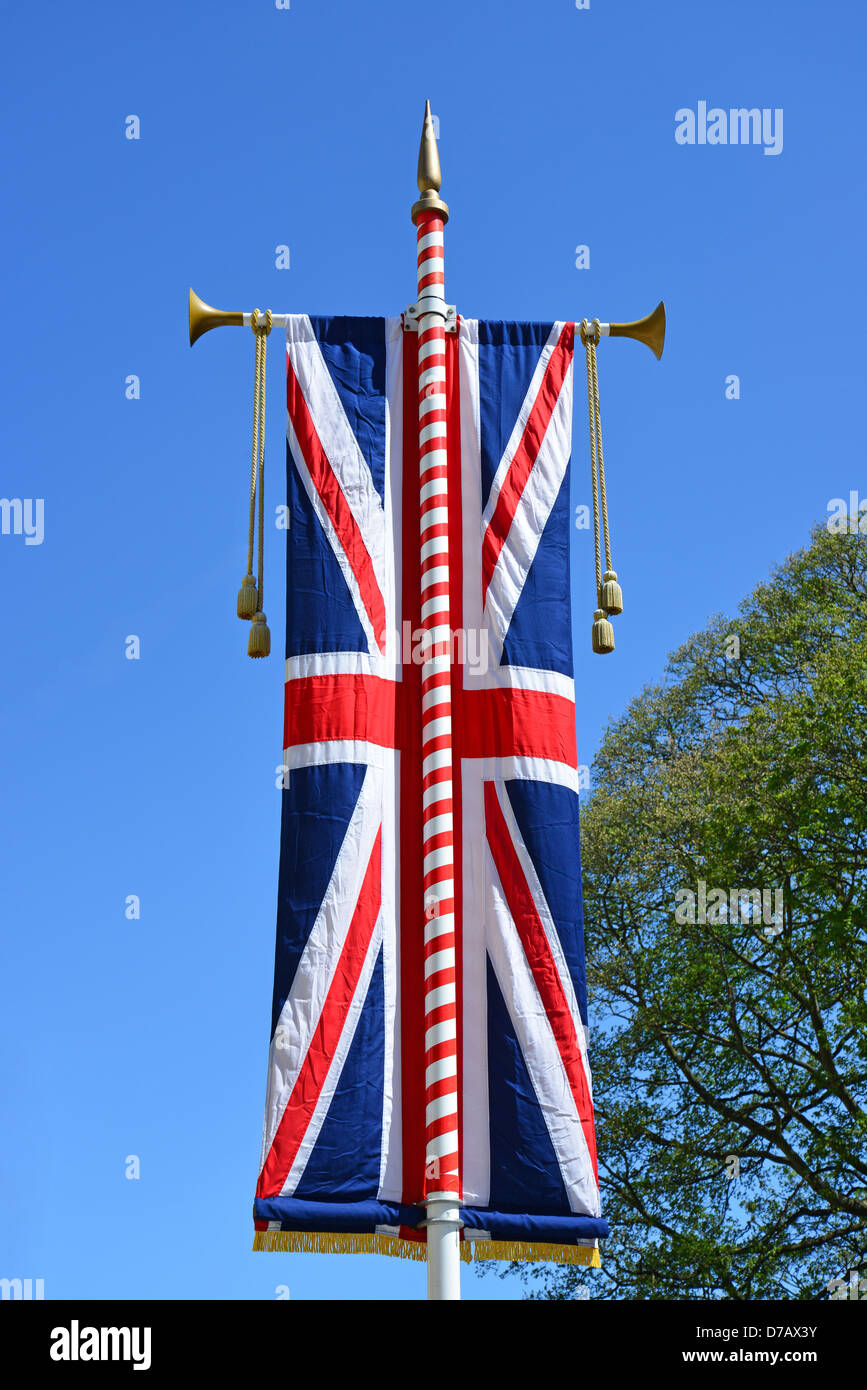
[410,101,462,1302]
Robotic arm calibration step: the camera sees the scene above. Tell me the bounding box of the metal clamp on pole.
[403,302,457,333]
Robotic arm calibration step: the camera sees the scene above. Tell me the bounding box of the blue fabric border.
[254,1198,608,1243]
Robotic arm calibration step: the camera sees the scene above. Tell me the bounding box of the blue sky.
[1,0,864,1301]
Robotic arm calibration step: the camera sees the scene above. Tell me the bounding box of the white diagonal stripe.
[423,779,452,807]
[280,914,384,1197]
[425,948,456,978]
[425,1018,457,1050]
[426,1094,458,1124]
[424,849,454,879]
[421,565,450,591]
[423,813,453,841]
[259,764,382,1175]
[484,352,574,658]
[481,321,564,532]
[484,804,600,1219]
[426,1056,458,1085]
[285,318,390,655]
[425,983,456,1014]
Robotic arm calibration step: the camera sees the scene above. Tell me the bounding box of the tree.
[527,521,867,1300]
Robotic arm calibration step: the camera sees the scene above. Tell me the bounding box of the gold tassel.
[592,607,615,654]
[600,568,623,616]
[241,309,272,657]
[236,573,258,619]
[248,611,271,659]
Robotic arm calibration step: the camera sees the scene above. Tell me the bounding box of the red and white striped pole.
[411,101,461,1302]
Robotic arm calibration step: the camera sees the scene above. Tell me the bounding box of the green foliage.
[527,522,867,1300]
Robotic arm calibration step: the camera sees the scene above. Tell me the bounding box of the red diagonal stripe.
[483,782,598,1182]
[287,359,386,653]
[481,323,574,600]
[257,828,383,1197]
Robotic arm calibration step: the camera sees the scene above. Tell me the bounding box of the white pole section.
[426,1196,462,1301]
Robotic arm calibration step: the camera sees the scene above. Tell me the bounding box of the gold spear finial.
[411,99,449,225]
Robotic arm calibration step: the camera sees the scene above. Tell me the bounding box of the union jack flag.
[253,314,608,1264]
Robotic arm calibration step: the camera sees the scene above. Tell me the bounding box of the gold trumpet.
[606,300,666,360]
[188,288,244,346]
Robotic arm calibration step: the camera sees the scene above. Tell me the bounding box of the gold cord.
[586,320,612,578]
[255,310,272,612]
[238,309,273,656]
[248,326,263,580]
[580,319,621,653]
[582,324,603,602]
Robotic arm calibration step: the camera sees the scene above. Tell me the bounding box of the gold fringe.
[252,1230,427,1261]
[253,1229,600,1267]
[466,1240,601,1267]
